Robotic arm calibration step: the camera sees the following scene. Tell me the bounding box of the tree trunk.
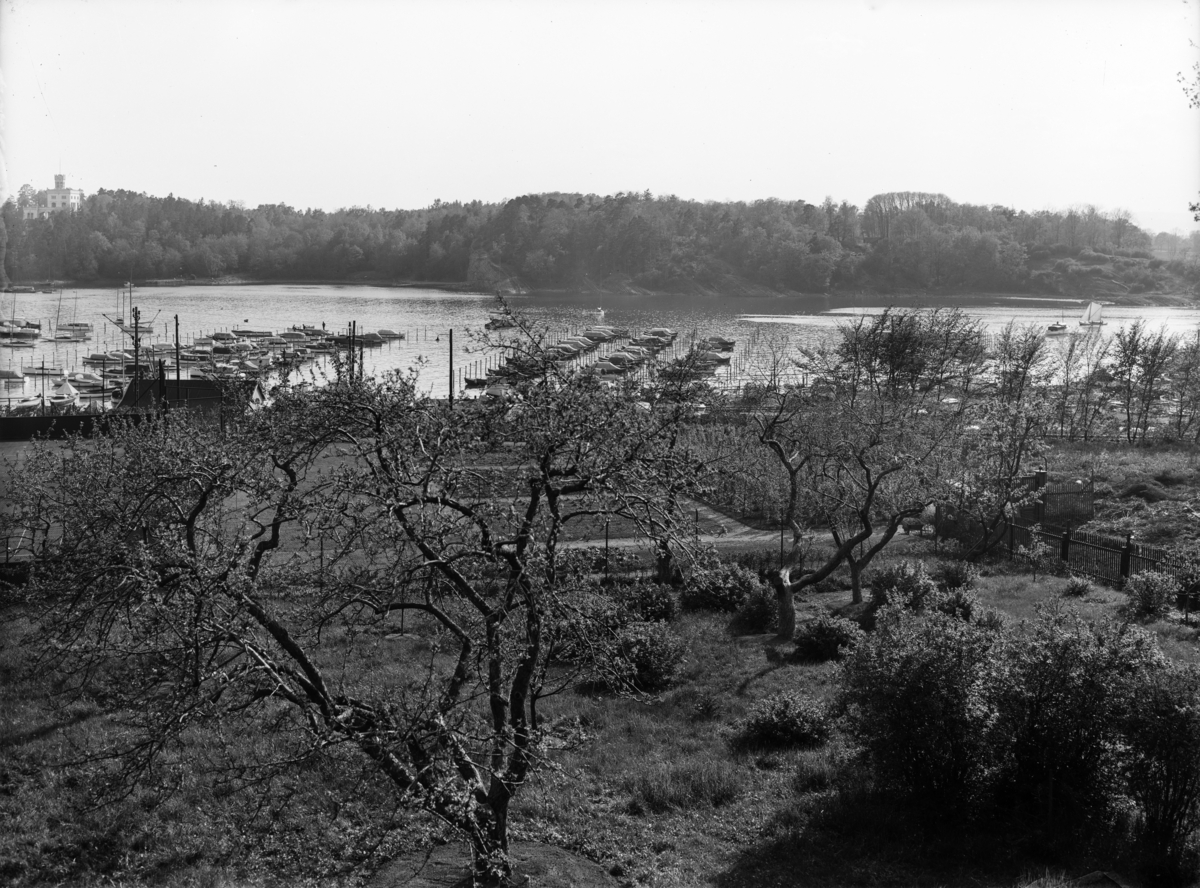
[848,557,863,604]
[654,539,675,585]
[472,796,513,886]
[766,569,796,640]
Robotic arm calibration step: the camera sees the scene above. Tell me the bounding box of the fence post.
[1120,534,1134,582]
[1006,518,1014,559]
[1060,528,1071,565]
[1034,469,1047,523]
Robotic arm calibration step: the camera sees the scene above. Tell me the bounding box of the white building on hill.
[23,174,84,220]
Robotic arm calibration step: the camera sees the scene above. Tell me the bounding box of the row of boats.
[70,325,406,380]
[1,324,410,415]
[466,326,738,398]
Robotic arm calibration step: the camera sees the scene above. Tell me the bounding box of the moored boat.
[1079,301,1105,327]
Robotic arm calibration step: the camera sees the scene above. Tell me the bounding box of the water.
[2,285,1199,406]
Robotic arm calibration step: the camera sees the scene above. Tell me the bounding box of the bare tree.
[1111,322,1179,442]
[11,363,700,885]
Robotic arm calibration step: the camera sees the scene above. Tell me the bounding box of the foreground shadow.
[713,792,1113,888]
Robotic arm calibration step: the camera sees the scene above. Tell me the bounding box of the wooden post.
[1120,534,1134,582]
[1060,528,1071,565]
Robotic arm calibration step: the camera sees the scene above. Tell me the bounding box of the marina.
[1,284,1199,412]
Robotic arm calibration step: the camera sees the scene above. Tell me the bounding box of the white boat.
[1047,318,1068,336]
[0,324,40,340]
[1079,301,1105,327]
[21,364,65,376]
[68,371,106,388]
[49,378,80,408]
[10,393,43,414]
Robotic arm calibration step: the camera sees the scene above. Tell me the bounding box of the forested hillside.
[3,188,1198,297]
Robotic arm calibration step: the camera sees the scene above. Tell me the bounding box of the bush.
[1122,664,1200,885]
[933,587,980,623]
[730,585,778,635]
[680,558,766,613]
[615,621,686,692]
[869,560,940,611]
[1063,574,1093,597]
[995,607,1165,830]
[611,580,678,623]
[933,559,980,592]
[732,548,778,576]
[1125,570,1180,620]
[733,692,831,751]
[792,615,864,662]
[840,609,1004,814]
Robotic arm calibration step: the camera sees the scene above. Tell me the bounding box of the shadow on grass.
[0,708,94,749]
[713,788,1110,888]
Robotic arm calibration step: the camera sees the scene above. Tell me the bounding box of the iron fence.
[1004,519,1186,587]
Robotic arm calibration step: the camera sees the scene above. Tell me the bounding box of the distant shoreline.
[8,278,1197,308]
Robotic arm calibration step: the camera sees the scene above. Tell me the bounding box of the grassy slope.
[1048,442,1200,547]
[3,537,1194,888]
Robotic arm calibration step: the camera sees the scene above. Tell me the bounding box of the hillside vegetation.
[3,189,1198,298]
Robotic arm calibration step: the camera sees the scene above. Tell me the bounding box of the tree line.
[3,187,1198,295]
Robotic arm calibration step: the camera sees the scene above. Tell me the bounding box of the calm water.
[3,285,1200,405]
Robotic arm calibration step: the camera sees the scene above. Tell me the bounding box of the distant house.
[22,174,85,221]
[114,376,266,414]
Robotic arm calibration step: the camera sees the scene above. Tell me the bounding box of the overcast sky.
[1,0,1197,234]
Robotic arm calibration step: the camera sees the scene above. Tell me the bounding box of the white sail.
[1079,301,1104,326]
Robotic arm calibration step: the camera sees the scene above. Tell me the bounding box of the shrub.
[690,690,721,721]
[1122,664,1200,885]
[933,587,980,623]
[933,559,980,592]
[733,692,831,751]
[730,584,778,635]
[1125,570,1180,620]
[840,609,1004,814]
[1063,574,1093,597]
[615,621,686,692]
[995,606,1165,830]
[732,548,778,576]
[680,558,766,613]
[611,580,678,623]
[869,560,940,611]
[792,615,864,662]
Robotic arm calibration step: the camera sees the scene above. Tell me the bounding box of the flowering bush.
[680,557,766,613]
[1125,570,1180,620]
[732,692,831,751]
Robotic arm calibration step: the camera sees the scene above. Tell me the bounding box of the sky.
[1,0,1198,235]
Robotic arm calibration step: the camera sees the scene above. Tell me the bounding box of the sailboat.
[1079,301,1105,328]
